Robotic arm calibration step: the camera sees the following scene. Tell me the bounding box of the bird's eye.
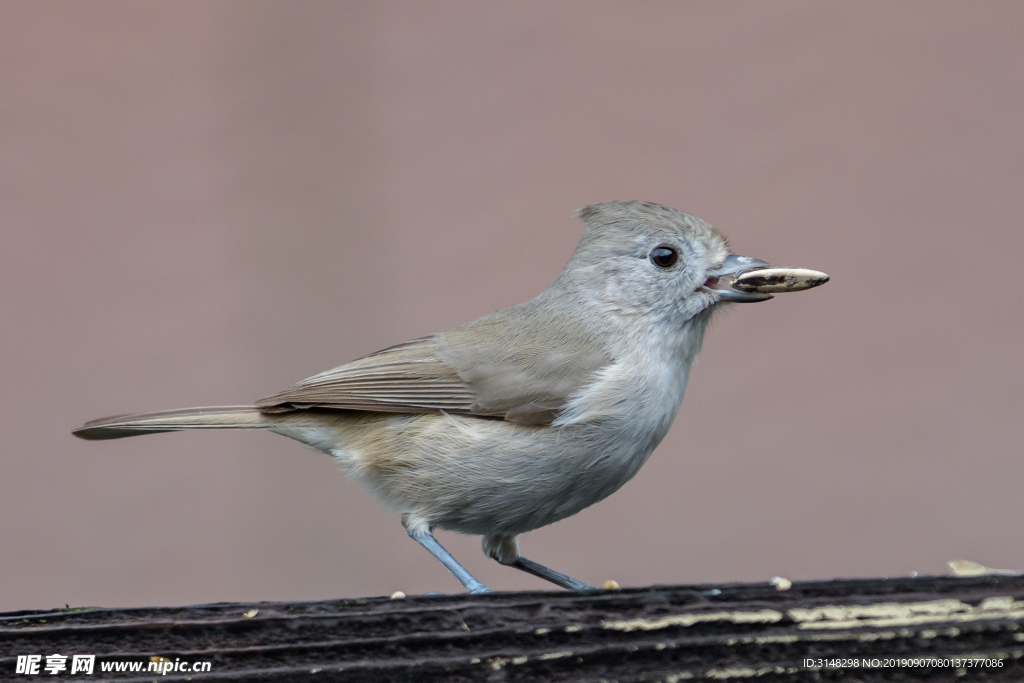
[650,246,679,268]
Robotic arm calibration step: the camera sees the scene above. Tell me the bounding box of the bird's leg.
[404,516,490,594]
[483,534,597,591]
[512,557,599,591]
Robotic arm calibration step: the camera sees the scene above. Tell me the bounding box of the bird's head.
[554,200,773,325]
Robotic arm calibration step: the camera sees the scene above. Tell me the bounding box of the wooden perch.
[1,575,1022,681]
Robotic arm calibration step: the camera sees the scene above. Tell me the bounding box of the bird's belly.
[328,412,664,536]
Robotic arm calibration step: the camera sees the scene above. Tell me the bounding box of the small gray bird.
[75,201,826,593]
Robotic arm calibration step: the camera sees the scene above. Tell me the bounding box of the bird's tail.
[73,406,272,441]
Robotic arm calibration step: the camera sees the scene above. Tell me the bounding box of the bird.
[74,200,826,593]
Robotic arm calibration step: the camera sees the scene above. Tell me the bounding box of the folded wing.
[256,336,480,415]
[256,303,612,425]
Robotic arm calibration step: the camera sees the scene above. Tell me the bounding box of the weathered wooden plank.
[1,576,1022,681]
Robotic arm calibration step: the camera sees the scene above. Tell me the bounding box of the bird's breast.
[553,347,693,447]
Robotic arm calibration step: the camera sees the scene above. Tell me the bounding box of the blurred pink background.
[2,1,1022,611]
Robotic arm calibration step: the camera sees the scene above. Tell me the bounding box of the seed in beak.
[732,267,829,294]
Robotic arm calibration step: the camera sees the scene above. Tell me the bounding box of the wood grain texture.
[2,576,1021,681]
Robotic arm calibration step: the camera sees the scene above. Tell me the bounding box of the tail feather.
[73,406,271,441]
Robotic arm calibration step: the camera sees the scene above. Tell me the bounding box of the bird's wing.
[256,336,479,415]
[256,305,612,425]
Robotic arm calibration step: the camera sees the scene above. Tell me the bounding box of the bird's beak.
[702,254,774,303]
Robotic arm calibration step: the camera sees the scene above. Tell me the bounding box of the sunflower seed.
[732,267,829,293]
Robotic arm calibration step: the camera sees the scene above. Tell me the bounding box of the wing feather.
[256,302,613,424]
[256,337,487,415]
